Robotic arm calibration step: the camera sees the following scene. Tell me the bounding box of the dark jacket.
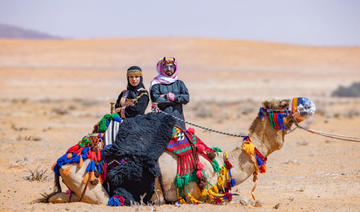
[115,88,149,118]
[150,80,189,129]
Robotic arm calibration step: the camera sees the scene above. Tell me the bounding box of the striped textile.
[104,120,122,146]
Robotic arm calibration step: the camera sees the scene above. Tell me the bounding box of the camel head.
[248,97,316,155]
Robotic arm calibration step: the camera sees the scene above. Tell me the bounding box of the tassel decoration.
[63,166,71,176]
[51,162,57,171]
[108,195,125,206]
[67,144,79,154]
[196,161,204,170]
[82,172,89,184]
[75,147,84,155]
[78,155,83,168]
[90,171,95,181]
[196,170,203,178]
[197,144,205,152]
[97,150,101,162]
[225,159,232,169]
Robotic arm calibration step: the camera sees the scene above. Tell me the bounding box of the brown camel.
[48,98,314,205]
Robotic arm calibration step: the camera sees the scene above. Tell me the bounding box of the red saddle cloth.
[167,127,211,177]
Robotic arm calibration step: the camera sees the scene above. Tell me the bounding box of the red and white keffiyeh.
[150,57,178,89]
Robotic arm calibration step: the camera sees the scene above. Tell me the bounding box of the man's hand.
[167,92,175,101]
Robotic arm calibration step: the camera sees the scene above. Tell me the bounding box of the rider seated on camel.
[114,66,149,118]
[150,57,190,130]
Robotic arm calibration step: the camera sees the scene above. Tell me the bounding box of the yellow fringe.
[179,198,186,204]
[67,153,72,159]
[208,187,223,197]
[212,185,219,194]
[217,167,227,191]
[176,188,180,200]
[188,193,202,204]
[241,138,260,200]
[201,189,209,199]
[176,151,232,205]
[242,142,255,155]
[63,166,71,176]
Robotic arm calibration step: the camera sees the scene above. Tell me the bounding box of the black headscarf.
[126,66,146,99]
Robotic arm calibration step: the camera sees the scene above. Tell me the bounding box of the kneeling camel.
[47,97,315,205]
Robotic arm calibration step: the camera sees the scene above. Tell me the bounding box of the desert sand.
[0,38,360,211]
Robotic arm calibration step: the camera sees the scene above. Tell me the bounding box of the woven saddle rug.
[167,126,214,177]
[166,127,234,204]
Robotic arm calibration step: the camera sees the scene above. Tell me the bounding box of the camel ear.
[262,100,272,109]
[280,99,290,109]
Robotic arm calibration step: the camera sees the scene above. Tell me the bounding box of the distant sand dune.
[0,38,359,101]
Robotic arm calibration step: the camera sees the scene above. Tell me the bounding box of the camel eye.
[279,100,289,109]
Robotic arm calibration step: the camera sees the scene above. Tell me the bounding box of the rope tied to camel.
[291,116,360,142]
[152,105,247,138]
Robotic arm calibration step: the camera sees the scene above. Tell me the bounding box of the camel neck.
[248,117,286,157]
[227,147,255,185]
[247,133,269,157]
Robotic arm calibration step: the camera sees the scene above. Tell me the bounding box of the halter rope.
[155,109,247,138]
[291,115,360,142]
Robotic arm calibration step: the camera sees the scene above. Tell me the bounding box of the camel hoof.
[48,192,80,203]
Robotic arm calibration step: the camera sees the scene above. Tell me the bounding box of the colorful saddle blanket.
[167,127,207,176]
[166,126,234,204]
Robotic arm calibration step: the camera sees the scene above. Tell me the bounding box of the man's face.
[163,63,176,76]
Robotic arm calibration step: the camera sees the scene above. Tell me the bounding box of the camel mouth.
[290,97,316,122]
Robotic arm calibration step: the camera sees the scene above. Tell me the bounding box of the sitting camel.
[46,97,315,205]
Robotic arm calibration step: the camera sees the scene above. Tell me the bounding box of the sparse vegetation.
[331,82,360,97]
[241,107,255,115]
[51,108,69,115]
[345,109,360,118]
[195,104,213,118]
[24,166,49,182]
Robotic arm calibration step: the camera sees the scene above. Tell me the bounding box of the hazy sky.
[1,0,359,46]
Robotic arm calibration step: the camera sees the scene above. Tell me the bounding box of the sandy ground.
[0,38,360,211]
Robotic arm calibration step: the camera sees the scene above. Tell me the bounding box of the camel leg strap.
[67,191,73,203]
[79,180,89,202]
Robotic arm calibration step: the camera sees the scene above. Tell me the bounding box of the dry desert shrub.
[334,113,341,118]
[11,98,28,104]
[194,103,213,118]
[9,157,28,168]
[332,81,360,97]
[51,107,69,115]
[24,166,49,182]
[315,108,326,117]
[344,109,360,118]
[216,112,230,123]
